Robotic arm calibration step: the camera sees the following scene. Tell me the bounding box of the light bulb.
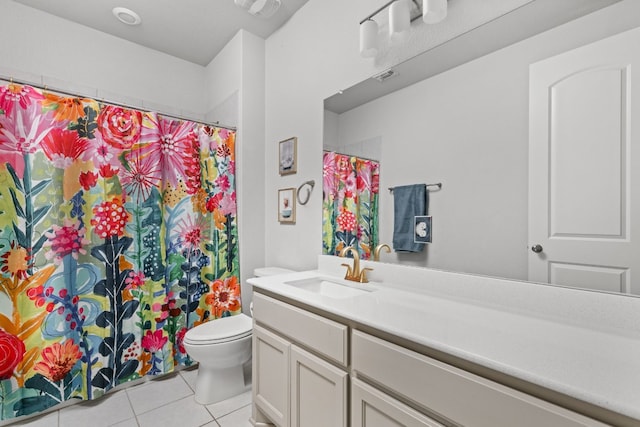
[423,0,447,24]
[234,0,256,10]
[360,19,379,58]
[389,0,411,42]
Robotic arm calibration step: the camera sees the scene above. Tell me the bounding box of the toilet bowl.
[184,267,294,405]
[183,313,253,404]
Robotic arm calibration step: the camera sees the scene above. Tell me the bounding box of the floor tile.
[216,405,252,427]
[205,390,252,419]
[58,390,134,427]
[179,367,199,392]
[126,373,192,415]
[7,411,58,427]
[136,396,213,427]
[108,418,138,427]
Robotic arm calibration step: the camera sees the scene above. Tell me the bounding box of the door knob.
[531,244,543,253]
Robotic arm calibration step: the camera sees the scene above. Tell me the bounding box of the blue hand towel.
[392,184,427,252]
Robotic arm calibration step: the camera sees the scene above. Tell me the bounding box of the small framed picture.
[414,215,432,244]
[278,188,296,223]
[279,137,297,175]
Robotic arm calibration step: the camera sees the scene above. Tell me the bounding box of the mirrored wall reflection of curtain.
[322,151,380,260]
[0,84,240,421]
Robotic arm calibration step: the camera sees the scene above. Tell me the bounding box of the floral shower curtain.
[322,151,380,260]
[0,84,240,421]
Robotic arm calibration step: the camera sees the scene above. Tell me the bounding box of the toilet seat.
[184,313,252,345]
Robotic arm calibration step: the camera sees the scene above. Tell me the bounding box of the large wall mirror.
[323,0,640,296]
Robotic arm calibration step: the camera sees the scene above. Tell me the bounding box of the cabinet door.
[352,378,445,427]
[253,325,290,427]
[290,344,348,427]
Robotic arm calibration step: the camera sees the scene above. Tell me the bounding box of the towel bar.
[388,183,442,192]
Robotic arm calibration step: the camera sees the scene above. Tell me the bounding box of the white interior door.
[529,27,640,295]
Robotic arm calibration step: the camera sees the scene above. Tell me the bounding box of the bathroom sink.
[284,276,375,299]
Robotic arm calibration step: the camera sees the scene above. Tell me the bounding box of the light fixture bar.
[358,0,449,58]
[359,0,423,25]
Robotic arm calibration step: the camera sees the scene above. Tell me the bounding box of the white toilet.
[183,267,294,405]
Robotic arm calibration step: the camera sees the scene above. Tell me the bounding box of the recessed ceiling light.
[112,7,142,26]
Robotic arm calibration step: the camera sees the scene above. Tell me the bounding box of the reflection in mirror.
[322,151,380,260]
[323,0,640,296]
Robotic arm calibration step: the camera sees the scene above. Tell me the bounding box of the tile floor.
[6,368,253,427]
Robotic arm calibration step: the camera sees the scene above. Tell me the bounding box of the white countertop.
[248,259,640,422]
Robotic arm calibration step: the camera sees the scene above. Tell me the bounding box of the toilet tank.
[246,267,295,316]
[254,267,295,277]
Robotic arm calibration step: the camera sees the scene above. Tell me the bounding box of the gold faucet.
[373,243,391,261]
[339,246,373,283]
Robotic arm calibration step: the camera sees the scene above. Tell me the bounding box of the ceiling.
[13,0,310,66]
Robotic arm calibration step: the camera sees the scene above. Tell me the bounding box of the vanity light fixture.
[389,0,411,42]
[112,7,142,26]
[359,0,449,58]
[423,0,448,24]
[360,19,379,58]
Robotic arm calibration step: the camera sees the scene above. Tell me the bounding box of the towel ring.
[297,180,315,205]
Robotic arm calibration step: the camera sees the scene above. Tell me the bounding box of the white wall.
[264,0,383,271]
[337,48,528,279]
[0,1,207,117]
[204,32,242,124]
[237,31,266,311]
[264,0,640,277]
[203,30,267,311]
[204,29,267,311]
[323,110,339,152]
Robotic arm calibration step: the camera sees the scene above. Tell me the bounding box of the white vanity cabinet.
[250,260,640,427]
[252,292,348,427]
[351,330,610,427]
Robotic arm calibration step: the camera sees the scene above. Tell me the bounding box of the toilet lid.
[184,313,252,344]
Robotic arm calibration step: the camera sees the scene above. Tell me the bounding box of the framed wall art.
[279,137,297,175]
[278,188,296,223]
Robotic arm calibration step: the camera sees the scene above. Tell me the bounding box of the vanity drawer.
[352,330,608,427]
[253,292,348,366]
[352,378,445,427]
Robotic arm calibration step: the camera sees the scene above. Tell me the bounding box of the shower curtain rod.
[0,76,237,131]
